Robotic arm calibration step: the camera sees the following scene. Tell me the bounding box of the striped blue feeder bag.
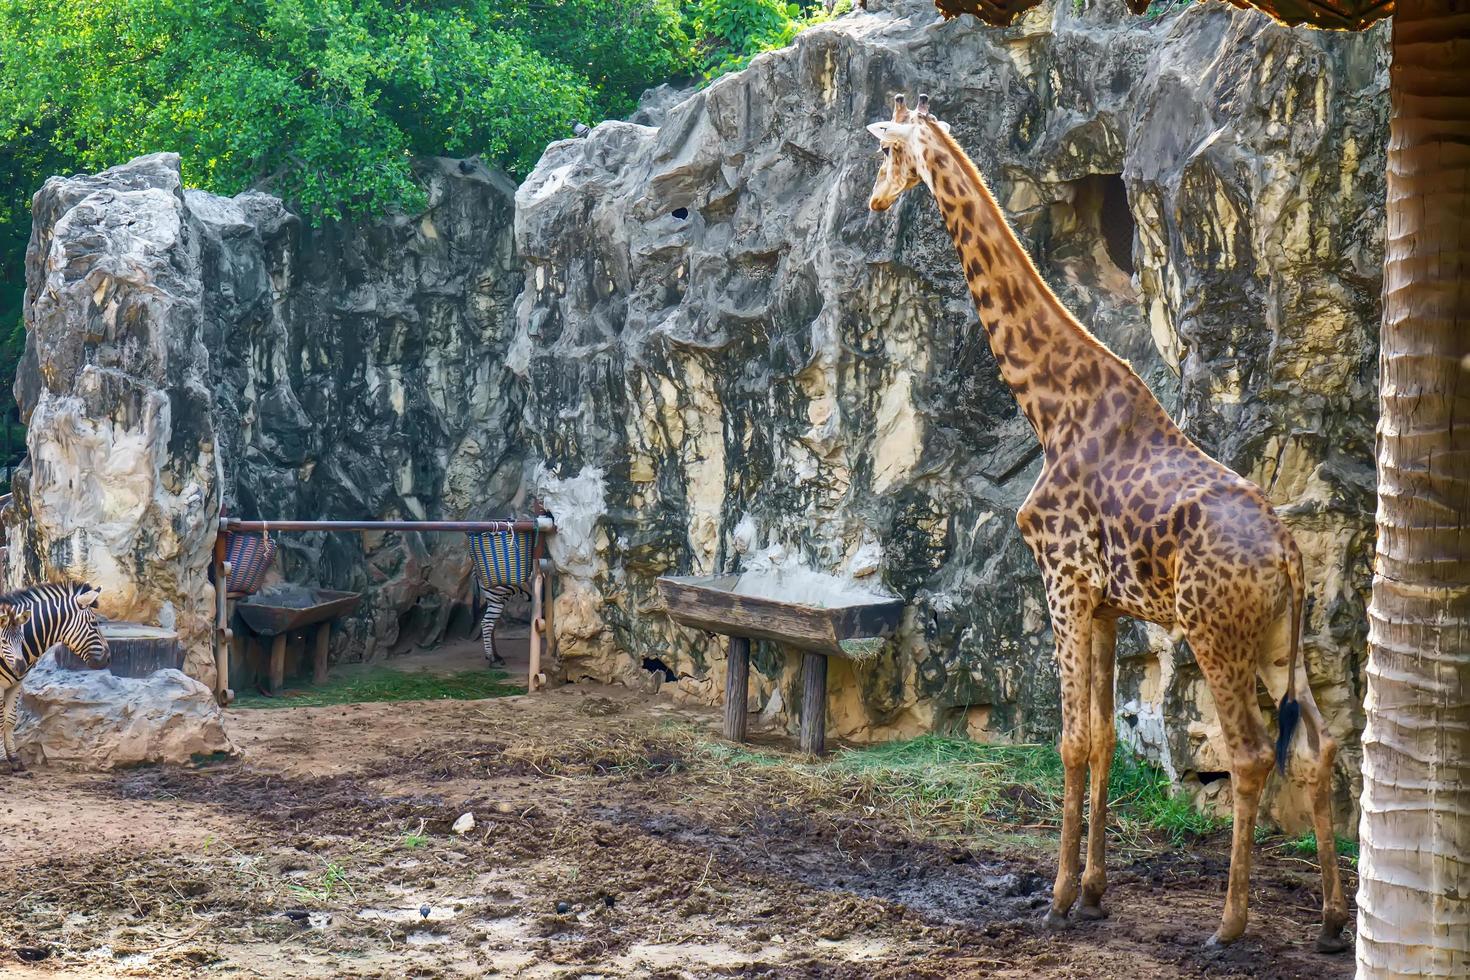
[468,527,537,590]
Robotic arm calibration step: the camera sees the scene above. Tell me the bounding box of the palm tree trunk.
[1358,0,1470,974]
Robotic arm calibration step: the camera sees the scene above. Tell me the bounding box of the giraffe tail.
[1273,544,1304,776]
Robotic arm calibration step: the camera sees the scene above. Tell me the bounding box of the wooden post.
[212,527,232,705]
[269,634,287,696]
[528,570,545,692]
[724,635,750,742]
[541,557,557,665]
[799,651,828,756]
[229,629,246,694]
[313,623,330,684]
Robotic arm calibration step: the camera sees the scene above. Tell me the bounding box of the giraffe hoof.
[1315,928,1351,954]
[1041,910,1070,931]
[1206,929,1241,949]
[1077,903,1108,921]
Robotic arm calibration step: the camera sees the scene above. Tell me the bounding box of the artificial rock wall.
[513,0,1386,825]
[8,154,525,684]
[9,0,1386,827]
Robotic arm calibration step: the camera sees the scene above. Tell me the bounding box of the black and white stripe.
[0,582,109,774]
[480,584,519,667]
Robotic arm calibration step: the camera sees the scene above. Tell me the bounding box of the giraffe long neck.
[914,121,1135,449]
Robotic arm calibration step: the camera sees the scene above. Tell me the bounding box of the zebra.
[480,584,519,667]
[0,582,109,774]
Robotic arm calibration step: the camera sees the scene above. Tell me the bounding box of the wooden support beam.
[800,651,828,756]
[269,634,287,696]
[313,624,331,685]
[724,635,750,743]
[223,518,551,534]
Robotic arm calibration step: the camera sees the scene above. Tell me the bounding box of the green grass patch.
[233,667,523,709]
[1277,831,1359,868]
[698,734,1223,846]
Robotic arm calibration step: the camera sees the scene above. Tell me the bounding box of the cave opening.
[1073,172,1136,276]
[642,656,677,681]
[1064,170,1140,279]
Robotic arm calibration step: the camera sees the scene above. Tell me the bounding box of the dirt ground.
[0,643,1355,979]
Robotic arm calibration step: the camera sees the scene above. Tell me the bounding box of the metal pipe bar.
[222,518,552,534]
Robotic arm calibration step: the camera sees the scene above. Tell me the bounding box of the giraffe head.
[867,94,950,212]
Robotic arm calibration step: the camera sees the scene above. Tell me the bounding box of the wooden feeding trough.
[233,588,361,696]
[656,573,905,755]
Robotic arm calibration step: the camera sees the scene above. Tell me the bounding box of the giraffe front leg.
[1078,616,1117,921]
[3,683,24,774]
[1044,605,1095,928]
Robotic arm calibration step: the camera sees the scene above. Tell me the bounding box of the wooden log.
[313,623,331,685]
[57,623,182,677]
[800,651,828,756]
[269,634,287,696]
[724,635,750,743]
[656,575,903,658]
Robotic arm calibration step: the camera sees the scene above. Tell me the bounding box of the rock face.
[17,657,237,769]
[9,154,526,684]
[9,0,1386,825]
[8,154,223,674]
[514,0,1386,826]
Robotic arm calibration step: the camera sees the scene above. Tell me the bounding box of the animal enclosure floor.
[0,683,1354,978]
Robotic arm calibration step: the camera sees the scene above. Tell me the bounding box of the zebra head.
[64,584,110,666]
[0,605,29,669]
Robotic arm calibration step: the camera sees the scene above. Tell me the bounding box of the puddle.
[358,905,458,923]
[610,940,787,969]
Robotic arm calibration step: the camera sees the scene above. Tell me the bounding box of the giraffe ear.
[867,121,915,143]
[932,119,951,134]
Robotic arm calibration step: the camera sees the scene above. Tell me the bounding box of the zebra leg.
[3,682,23,774]
[480,585,518,667]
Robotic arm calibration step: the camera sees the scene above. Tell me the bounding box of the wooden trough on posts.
[233,588,361,696]
[211,510,557,705]
[656,573,905,755]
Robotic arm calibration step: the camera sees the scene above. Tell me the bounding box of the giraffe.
[865,94,1349,952]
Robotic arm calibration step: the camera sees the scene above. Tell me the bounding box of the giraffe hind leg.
[1186,619,1274,947]
[1256,617,1350,953]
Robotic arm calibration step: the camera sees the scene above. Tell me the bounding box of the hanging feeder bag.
[225,528,276,596]
[468,527,537,590]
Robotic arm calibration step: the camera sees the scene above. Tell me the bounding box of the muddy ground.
[0,670,1355,978]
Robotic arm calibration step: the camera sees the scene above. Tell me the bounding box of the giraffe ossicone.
[865,94,1349,954]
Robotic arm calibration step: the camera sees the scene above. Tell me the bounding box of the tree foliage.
[0,0,835,396]
[0,0,829,220]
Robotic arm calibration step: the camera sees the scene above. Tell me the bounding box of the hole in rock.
[1196,770,1231,786]
[1092,173,1135,275]
[671,207,690,220]
[642,657,677,682]
[1050,172,1137,290]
